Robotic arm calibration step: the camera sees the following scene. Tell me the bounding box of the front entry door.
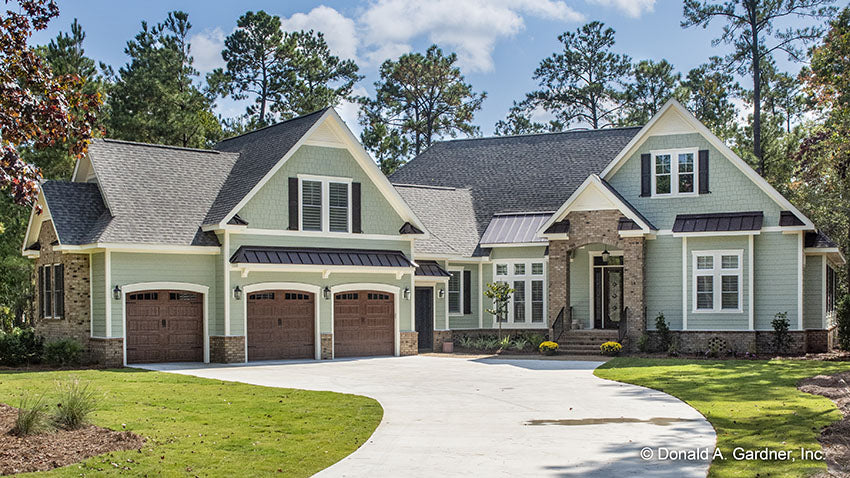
[593,257,624,329]
[414,287,433,350]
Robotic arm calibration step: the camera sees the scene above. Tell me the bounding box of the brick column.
[622,237,646,348]
[548,240,569,336]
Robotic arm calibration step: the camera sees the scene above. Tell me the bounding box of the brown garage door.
[126,290,203,364]
[334,291,394,357]
[247,290,315,361]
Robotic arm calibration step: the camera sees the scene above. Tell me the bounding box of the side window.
[301,180,322,231]
[448,270,462,314]
[693,251,742,313]
[328,182,349,232]
[40,264,64,319]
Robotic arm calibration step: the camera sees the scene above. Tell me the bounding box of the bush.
[667,337,680,357]
[600,341,622,356]
[771,311,791,354]
[43,339,83,366]
[12,393,50,436]
[655,313,671,353]
[457,335,476,349]
[482,337,500,351]
[523,333,546,350]
[498,335,512,350]
[538,341,558,356]
[838,294,850,351]
[0,327,44,366]
[637,333,649,353]
[512,337,529,351]
[53,379,97,430]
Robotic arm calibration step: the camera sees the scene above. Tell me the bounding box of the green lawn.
[0,368,382,477]
[595,358,850,478]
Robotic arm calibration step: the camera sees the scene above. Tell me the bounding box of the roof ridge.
[99,138,222,155]
[215,108,330,144]
[432,125,645,146]
[392,183,457,191]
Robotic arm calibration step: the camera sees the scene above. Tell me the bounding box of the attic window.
[299,175,351,233]
[652,148,698,197]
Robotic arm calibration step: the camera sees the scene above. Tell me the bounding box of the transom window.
[693,250,743,313]
[299,175,351,233]
[494,260,546,325]
[652,148,698,197]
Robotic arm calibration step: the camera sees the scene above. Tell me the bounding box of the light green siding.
[489,246,548,260]
[447,261,480,329]
[645,236,684,330]
[481,263,494,328]
[109,253,219,337]
[753,232,800,330]
[90,252,106,337]
[607,133,786,229]
[237,145,405,235]
[685,236,750,330]
[803,254,824,329]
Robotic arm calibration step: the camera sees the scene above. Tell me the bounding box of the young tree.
[484,282,515,340]
[621,59,680,126]
[524,21,631,129]
[682,0,837,175]
[359,45,485,158]
[107,11,221,148]
[677,58,740,140]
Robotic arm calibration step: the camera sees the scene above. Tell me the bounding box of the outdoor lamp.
[233,286,242,301]
[438,288,445,299]
[323,286,331,300]
[403,288,411,300]
[601,249,610,263]
[112,285,121,301]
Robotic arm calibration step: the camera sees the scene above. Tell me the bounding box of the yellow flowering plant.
[538,341,559,356]
[600,341,622,356]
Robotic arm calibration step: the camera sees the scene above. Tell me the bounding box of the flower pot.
[442,341,454,353]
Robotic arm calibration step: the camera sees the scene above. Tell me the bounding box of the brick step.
[560,338,619,344]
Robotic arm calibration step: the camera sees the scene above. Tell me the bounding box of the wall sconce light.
[112,285,121,301]
[233,286,242,301]
[323,286,331,300]
[403,288,411,300]
[438,288,445,299]
[601,248,610,264]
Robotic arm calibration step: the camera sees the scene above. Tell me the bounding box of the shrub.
[600,341,622,356]
[43,339,83,366]
[667,337,680,357]
[53,379,97,430]
[482,337,501,351]
[637,333,649,353]
[12,393,50,436]
[457,335,476,349]
[524,333,546,350]
[538,341,558,356]
[655,313,671,352]
[771,311,791,354]
[0,327,44,366]
[838,294,850,351]
[498,335,512,350]
[512,337,529,351]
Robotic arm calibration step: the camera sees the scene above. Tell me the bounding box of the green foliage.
[0,327,44,366]
[493,101,563,136]
[53,379,97,430]
[771,311,791,354]
[512,337,529,351]
[359,119,409,175]
[359,44,485,159]
[637,333,649,353]
[655,313,671,353]
[484,281,515,338]
[43,338,83,366]
[12,393,50,436]
[0,195,34,332]
[523,333,546,350]
[677,57,739,141]
[836,293,850,351]
[498,335,512,350]
[600,341,622,356]
[620,59,680,126]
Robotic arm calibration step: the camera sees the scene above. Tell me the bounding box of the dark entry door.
[414,287,433,350]
[593,267,624,329]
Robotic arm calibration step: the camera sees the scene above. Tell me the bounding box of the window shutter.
[288,177,299,230]
[55,264,64,318]
[640,153,651,197]
[463,270,471,315]
[698,149,709,194]
[38,265,44,319]
[352,182,362,233]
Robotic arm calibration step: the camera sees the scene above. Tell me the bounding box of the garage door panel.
[334,291,394,358]
[126,289,203,364]
[247,290,315,361]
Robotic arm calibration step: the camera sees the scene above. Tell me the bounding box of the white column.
[798,231,804,330]
[748,234,754,330]
[105,250,112,338]
[478,263,483,328]
[681,237,688,330]
[223,231,231,336]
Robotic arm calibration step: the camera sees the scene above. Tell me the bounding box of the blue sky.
[29,0,822,136]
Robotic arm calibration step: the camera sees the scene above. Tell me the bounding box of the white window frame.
[692,250,743,314]
[447,267,464,315]
[297,174,353,234]
[651,147,699,198]
[493,259,547,327]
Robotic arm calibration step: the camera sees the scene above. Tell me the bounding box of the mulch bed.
[0,404,144,476]
[798,372,850,477]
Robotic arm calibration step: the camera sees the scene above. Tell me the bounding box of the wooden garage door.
[126,290,203,364]
[334,291,394,357]
[247,290,315,361]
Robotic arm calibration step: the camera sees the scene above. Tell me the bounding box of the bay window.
[494,260,546,326]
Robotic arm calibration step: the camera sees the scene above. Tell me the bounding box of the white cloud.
[336,86,368,137]
[189,27,226,74]
[586,0,655,18]
[281,6,359,61]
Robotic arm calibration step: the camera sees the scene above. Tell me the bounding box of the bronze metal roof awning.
[617,217,642,231]
[415,260,451,277]
[779,211,805,227]
[230,246,415,268]
[672,211,763,233]
[480,212,551,245]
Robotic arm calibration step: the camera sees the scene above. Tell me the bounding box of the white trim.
[415,254,491,263]
[492,259,548,327]
[89,255,93,338]
[21,191,61,254]
[691,249,744,314]
[588,251,624,329]
[682,237,688,330]
[120,281,210,366]
[223,231,231,336]
[649,147,699,197]
[798,231,804,331]
[478,262,484,329]
[600,99,815,230]
[748,234,755,330]
[331,283,402,357]
[443,260,449,329]
[447,267,464,316]
[297,174,353,234]
[672,230,760,238]
[54,243,221,254]
[243,282,322,360]
[480,242,548,248]
[822,258,828,329]
[105,250,111,338]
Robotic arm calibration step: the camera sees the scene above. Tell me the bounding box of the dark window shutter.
[463,270,472,315]
[38,265,44,319]
[698,149,709,194]
[55,264,64,318]
[352,182,362,233]
[288,177,299,230]
[640,153,651,197]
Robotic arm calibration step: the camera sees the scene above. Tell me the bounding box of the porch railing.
[552,306,569,342]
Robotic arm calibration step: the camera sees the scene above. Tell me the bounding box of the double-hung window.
[39,263,64,319]
[653,148,698,197]
[299,176,350,233]
[494,260,546,325]
[693,250,743,313]
[448,269,463,314]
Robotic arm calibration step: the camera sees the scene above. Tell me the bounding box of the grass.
[595,358,850,478]
[0,368,382,477]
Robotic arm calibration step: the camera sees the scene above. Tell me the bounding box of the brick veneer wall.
[648,330,833,355]
[32,220,93,355]
[89,337,123,367]
[548,210,646,350]
[432,330,453,352]
[210,336,246,363]
[400,331,418,356]
[321,333,333,359]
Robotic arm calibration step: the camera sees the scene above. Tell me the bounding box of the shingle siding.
[803,254,824,329]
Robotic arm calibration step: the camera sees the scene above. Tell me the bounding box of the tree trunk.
[749,8,763,175]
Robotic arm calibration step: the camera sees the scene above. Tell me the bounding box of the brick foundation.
[448,329,549,340]
[400,331,418,356]
[88,337,123,367]
[647,330,834,355]
[432,330,453,352]
[321,333,333,359]
[210,336,246,363]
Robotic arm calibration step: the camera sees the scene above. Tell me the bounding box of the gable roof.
[40,181,107,245]
[393,184,481,256]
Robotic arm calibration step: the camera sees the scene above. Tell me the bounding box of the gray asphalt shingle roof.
[393,184,482,256]
[41,181,107,245]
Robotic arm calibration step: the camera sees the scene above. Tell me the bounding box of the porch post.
[548,240,569,337]
[622,237,646,348]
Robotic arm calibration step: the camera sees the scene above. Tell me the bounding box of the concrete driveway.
[141,356,715,477]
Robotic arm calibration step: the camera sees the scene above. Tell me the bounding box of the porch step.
[558,331,620,354]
